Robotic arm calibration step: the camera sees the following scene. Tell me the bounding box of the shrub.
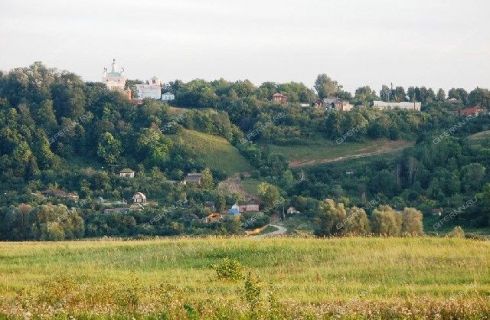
[449,226,465,238]
[401,207,424,236]
[213,258,244,281]
[314,199,347,236]
[243,272,262,313]
[343,207,371,235]
[371,205,402,236]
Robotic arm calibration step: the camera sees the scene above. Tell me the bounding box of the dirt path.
[289,141,413,168]
[253,224,287,239]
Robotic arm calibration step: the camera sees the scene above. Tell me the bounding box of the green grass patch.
[263,137,413,167]
[0,237,488,318]
[171,129,252,175]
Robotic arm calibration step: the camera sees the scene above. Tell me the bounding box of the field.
[0,237,489,319]
[264,138,413,168]
[468,130,490,141]
[170,129,252,175]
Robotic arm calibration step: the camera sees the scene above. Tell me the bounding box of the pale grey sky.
[0,0,489,92]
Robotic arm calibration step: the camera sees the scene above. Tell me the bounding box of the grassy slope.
[468,130,490,141]
[264,137,413,168]
[0,238,488,302]
[171,129,252,175]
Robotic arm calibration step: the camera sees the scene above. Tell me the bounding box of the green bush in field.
[401,207,424,236]
[243,272,262,313]
[212,258,244,281]
[371,205,402,236]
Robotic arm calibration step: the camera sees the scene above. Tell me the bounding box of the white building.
[135,77,162,100]
[322,97,354,112]
[161,92,175,101]
[372,101,421,111]
[103,59,127,92]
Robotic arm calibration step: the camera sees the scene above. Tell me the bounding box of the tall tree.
[314,74,341,99]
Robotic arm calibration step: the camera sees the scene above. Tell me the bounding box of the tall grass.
[0,237,488,319]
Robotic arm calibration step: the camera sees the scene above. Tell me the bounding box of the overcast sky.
[0,0,489,92]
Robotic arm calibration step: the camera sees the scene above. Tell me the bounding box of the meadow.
[170,129,252,175]
[0,237,488,319]
[264,138,413,168]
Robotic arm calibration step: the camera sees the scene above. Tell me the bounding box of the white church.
[102,59,131,99]
[102,59,174,101]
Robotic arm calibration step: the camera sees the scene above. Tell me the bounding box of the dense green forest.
[0,62,489,240]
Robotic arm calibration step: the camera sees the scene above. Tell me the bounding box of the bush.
[401,208,424,236]
[343,207,371,235]
[243,272,262,313]
[371,205,402,236]
[213,258,244,281]
[449,226,465,238]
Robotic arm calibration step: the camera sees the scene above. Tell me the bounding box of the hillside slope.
[170,129,252,175]
[265,138,413,168]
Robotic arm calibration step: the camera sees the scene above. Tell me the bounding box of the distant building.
[317,97,353,111]
[183,173,203,185]
[102,59,131,99]
[457,106,484,117]
[228,204,240,216]
[447,98,460,104]
[161,92,175,101]
[287,207,300,214]
[135,77,162,99]
[239,204,260,213]
[372,101,421,111]
[132,192,147,204]
[272,93,288,104]
[119,168,135,178]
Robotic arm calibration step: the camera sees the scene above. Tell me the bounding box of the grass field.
[468,130,490,141]
[264,138,413,168]
[171,129,252,175]
[0,237,488,319]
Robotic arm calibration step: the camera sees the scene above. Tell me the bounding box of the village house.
[457,106,485,117]
[316,97,353,111]
[372,101,421,111]
[239,204,260,213]
[228,204,240,216]
[132,192,147,204]
[102,58,131,99]
[119,168,135,178]
[272,93,288,104]
[183,173,203,185]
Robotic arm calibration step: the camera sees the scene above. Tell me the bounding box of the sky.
[0,0,489,92]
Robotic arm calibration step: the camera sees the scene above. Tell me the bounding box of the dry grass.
[0,237,488,319]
